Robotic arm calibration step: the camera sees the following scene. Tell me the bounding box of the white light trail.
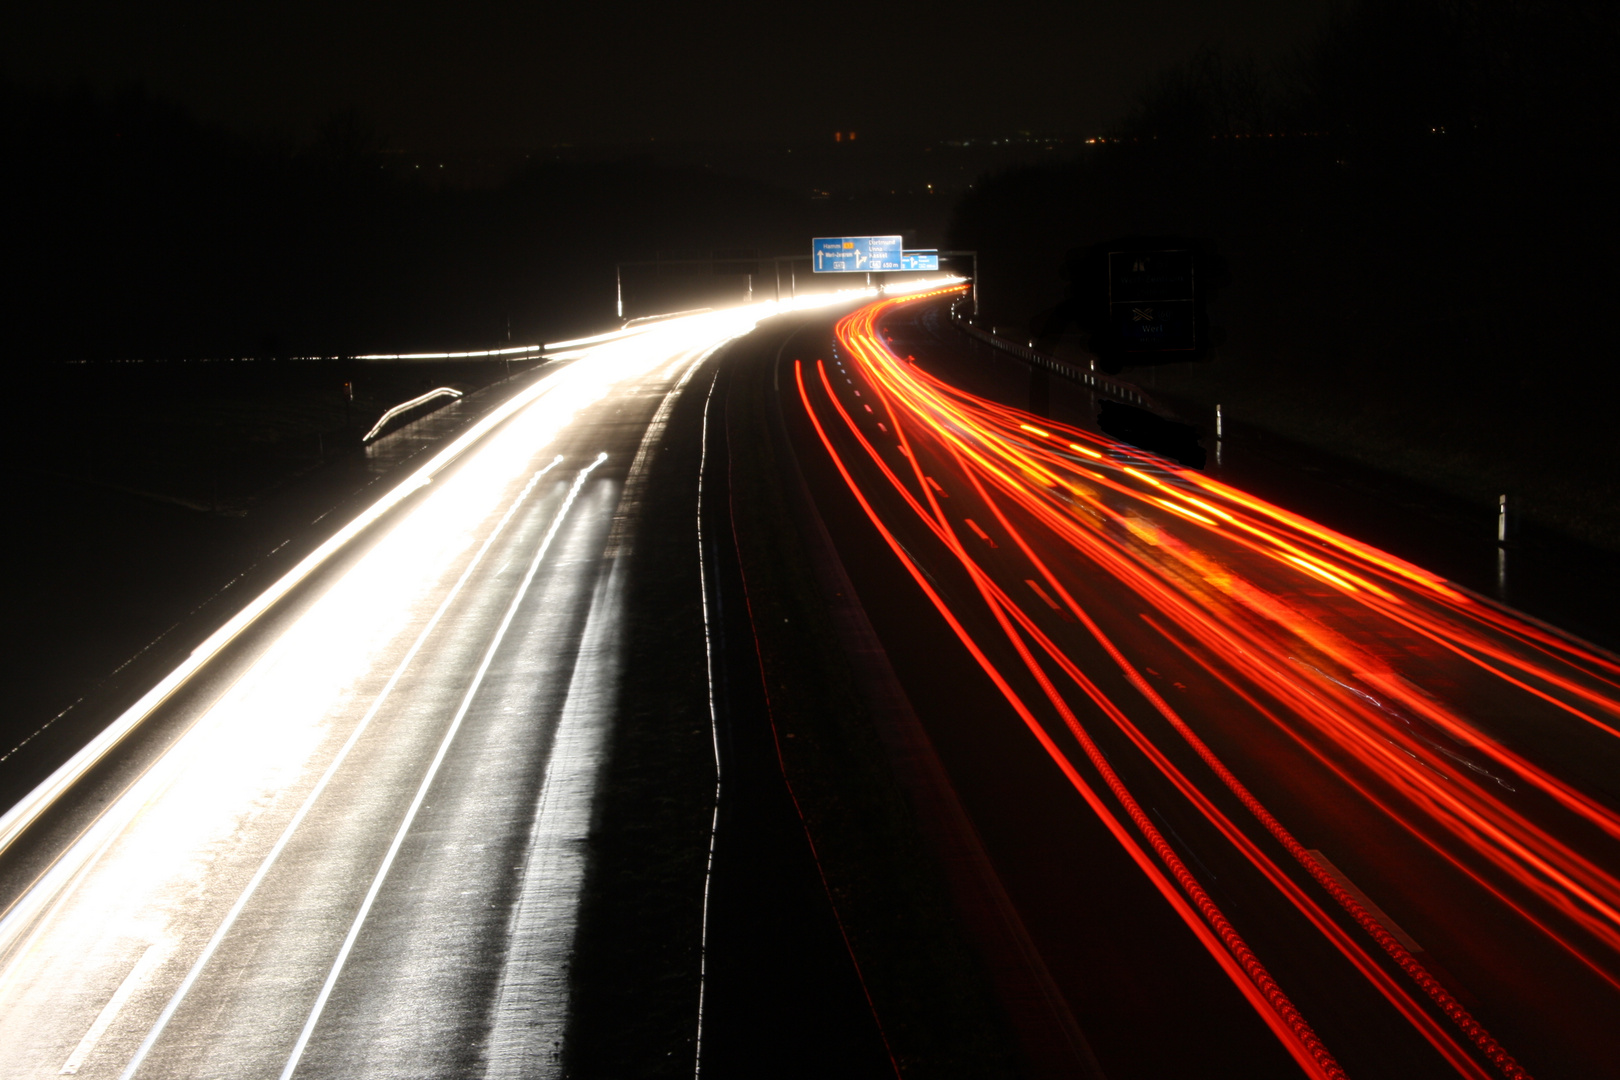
[0,291,867,1079]
[0,297,847,871]
[278,454,607,1080]
[114,455,565,1080]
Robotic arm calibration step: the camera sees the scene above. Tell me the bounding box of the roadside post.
[936,250,979,316]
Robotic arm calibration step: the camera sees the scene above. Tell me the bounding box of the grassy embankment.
[13,357,534,512]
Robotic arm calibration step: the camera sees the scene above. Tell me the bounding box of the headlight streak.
[114,454,565,1080]
[0,295,856,1078]
[789,287,1620,1078]
[0,294,863,876]
[277,453,608,1080]
[0,353,586,869]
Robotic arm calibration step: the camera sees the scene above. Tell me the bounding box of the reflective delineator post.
[1497,499,1511,599]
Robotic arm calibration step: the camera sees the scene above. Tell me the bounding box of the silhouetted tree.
[1113,46,1284,141]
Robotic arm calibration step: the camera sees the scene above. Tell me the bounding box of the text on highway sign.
[812,236,903,273]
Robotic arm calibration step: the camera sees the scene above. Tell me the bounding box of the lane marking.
[1306,850,1424,955]
[0,358,587,873]
[693,370,724,1077]
[483,540,622,1079]
[117,457,565,1080]
[279,454,607,1080]
[63,942,167,1075]
[1026,579,1061,610]
[486,343,723,1079]
[964,518,997,547]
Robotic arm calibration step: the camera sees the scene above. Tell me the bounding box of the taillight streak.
[787,288,1620,1079]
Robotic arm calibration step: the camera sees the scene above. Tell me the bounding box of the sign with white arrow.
[812,235,903,273]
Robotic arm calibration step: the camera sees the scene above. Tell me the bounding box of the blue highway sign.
[901,250,940,271]
[812,235,903,273]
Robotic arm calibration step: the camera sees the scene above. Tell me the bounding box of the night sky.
[2,0,1329,150]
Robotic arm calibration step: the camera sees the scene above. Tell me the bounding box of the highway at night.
[0,301,860,1080]
[771,287,1620,1078]
[7,0,1611,1074]
[3,285,1617,1079]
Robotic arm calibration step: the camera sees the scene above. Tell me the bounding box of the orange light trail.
[793,287,1620,1078]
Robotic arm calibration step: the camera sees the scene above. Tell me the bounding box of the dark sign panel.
[1113,299,1197,351]
[1109,250,1196,352]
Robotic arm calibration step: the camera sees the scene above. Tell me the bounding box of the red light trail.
[794,287,1620,1077]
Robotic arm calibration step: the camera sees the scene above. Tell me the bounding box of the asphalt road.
[10,284,1618,1080]
[0,308,798,1080]
[776,289,1620,1079]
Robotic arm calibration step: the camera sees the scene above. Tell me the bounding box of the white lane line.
[600,344,721,562]
[484,346,717,1080]
[116,456,565,1080]
[692,369,723,1078]
[0,360,582,867]
[483,541,620,1079]
[279,453,608,1080]
[62,942,168,1075]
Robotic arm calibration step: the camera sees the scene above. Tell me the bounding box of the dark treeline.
[0,82,927,361]
[949,0,1620,546]
[1118,0,1619,142]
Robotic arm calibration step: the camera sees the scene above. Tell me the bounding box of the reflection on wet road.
[0,300,851,1079]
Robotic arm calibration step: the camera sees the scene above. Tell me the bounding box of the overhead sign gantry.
[812,235,904,273]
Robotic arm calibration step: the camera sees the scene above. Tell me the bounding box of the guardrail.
[362,387,464,443]
[351,344,544,362]
[948,305,1162,412]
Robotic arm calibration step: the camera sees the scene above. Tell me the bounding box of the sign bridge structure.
[812,236,903,273]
